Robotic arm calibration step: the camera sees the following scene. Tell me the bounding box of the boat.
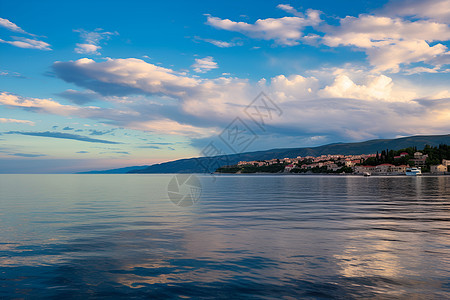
[405,167,422,176]
[363,172,371,177]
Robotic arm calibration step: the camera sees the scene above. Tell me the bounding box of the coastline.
[214,172,450,176]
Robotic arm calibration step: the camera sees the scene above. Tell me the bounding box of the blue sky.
[1,0,449,173]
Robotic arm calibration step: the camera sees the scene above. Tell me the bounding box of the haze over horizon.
[1,0,450,173]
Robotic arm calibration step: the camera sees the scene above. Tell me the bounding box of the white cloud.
[318,74,395,100]
[192,56,218,73]
[74,28,117,45]
[425,90,450,100]
[382,0,450,24]
[276,4,304,17]
[322,14,450,72]
[0,37,51,50]
[51,58,428,107]
[0,118,35,125]
[208,40,234,48]
[259,72,420,105]
[84,63,414,104]
[195,36,242,48]
[0,17,31,35]
[45,58,450,141]
[0,18,50,50]
[207,40,236,48]
[268,96,450,140]
[50,58,251,130]
[127,119,217,137]
[206,9,321,46]
[323,15,450,46]
[75,43,101,54]
[205,3,450,73]
[402,66,450,75]
[264,74,319,102]
[54,58,199,98]
[0,91,137,121]
[0,91,215,137]
[74,28,118,55]
[0,92,89,116]
[0,70,24,78]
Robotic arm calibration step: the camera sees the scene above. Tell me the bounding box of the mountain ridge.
[79,134,450,174]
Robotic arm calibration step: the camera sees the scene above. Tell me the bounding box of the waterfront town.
[217,147,450,175]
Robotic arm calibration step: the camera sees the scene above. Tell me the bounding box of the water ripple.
[0,174,449,298]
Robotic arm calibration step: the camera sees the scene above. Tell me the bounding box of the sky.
[0,0,449,173]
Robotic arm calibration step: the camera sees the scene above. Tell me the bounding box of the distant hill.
[81,134,450,174]
[79,165,149,174]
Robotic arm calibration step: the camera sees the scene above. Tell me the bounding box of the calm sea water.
[0,174,449,299]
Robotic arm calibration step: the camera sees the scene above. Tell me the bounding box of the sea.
[0,174,449,299]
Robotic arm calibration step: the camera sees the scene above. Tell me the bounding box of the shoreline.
[214,172,450,177]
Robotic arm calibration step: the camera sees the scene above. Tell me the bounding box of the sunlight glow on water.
[1,174,449,298]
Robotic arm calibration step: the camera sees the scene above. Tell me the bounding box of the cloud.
[205,9,321,45]
[53,58,199,97]
[52,58,248,125]
[138,145,161,149]
[318,74,394,100]
[88,129,115,136]
[276,4,304,17]
[1,56,440,144]
[382,0,450,24]
[10,153,46,157]
[52,58,248,134]
[50,58,446,130]
[402,66,450,75]
[0,89,214,138]
[0,37,51,50]
[322,14,450,72]
[5,131,123,144]
[255,72,450,140]
[194,36,242,48]
[263,97,450,141]
[425,90,450,100]
[263,70,416,102]
[265,74,319,102]
[0,17,32,35]
[74,28,118,55]
[258,70,450,140]
[0,70,25,78]
[51,57,424,117]
[76,151,89,153]
[0,118,35,125]
[147,142,174,145]
[205,3,450,73]
[97,150,129,155]
[0,91,89,115]
[192,56,218,73]
[56,89,98,105]
[74,28,118,44]
[205,40,236,48]
[0,91,137,121]
[75,43,101,54]
[0,18,50,50]
[126,118,218,137]
[63,126,74,130]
